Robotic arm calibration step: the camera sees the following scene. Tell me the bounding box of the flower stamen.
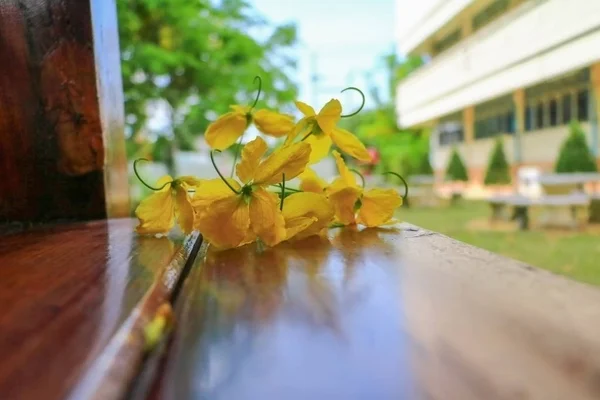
[210,150,241,194]
[383,171,409,200]
[340,87,365,118]
[133,158,173,191]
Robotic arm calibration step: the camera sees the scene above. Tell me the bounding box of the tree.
[445,148,468,181]
[117,0,299,166]
[554,121,597,173]
[484,138,511,185]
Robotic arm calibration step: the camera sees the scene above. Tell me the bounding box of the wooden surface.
[0,219,201,400]
[148,224,600,400]
[0,0,128,228]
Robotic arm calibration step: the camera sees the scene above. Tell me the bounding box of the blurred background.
[119,0,600,286]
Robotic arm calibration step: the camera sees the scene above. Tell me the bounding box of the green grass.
[400,201,600,286]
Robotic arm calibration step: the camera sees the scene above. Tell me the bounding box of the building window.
[525,105,533,131]
[472,0,510,32]
[536,103,544,129]
[561,93,572,124]
[577,89,589,121]
[549,98,558,126]
[506,111,515,133]
[433,29,462,55]
[438,121,464,146]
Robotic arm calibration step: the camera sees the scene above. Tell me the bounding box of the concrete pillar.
[590,63,600,157]
[463,106,475,144]
[513,89,525,164]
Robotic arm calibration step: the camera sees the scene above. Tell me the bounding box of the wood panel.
[0,219,201,400]
[149,224,600,400]
[0,0,128,230]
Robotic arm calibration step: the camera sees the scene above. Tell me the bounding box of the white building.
[395,0,600,188]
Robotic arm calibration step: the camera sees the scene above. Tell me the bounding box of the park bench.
[3,2,600,400]
[488,173,600,230]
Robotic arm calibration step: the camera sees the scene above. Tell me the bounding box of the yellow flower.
[282,192,334,240]
[205,104,295,151]
[193,137,311,249]
[286,99,370,163]
[327,151,403,227]
[298,168,328,193]
[135,175,201,235]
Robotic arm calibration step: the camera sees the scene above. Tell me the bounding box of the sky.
[251,0,397,111]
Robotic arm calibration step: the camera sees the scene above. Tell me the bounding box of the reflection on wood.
[151,224,600,400]
[0,219,200,400]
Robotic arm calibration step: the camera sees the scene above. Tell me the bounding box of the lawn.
[400,201,600,286]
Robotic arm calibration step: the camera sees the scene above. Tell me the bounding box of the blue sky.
[251,0,396,110]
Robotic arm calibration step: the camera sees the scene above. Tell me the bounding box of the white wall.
[395,0,473,55]
[397,0,600,127]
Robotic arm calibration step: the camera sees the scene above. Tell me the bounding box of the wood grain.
[0,219,200,400]
[149,224,600,400]
[0,0,128,228]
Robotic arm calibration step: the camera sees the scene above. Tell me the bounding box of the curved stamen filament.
[340,87,366,118]
[133,158,173,191]
[383,171,409,201]
[349,168,366,188]
[249,75,262,111]
[210,150,241,194]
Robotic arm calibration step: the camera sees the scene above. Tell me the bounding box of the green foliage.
[445,148,468,181]
[554,121,597,173]
[484,138,511,185]
[117,0,299,159]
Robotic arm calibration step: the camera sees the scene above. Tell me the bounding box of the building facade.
[395,0,600,191]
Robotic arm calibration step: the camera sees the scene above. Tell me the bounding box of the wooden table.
[2,220,600,400]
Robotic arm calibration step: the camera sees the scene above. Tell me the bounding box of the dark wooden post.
[0,0,129,231]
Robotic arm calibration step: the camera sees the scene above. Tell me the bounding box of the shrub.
[445,147,468,181]
[484,138,511,185]
[554,121,597,173]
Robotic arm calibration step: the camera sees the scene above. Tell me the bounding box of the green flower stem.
[280,173,286,211]
[230,132,244,178]
[133,158,173,191]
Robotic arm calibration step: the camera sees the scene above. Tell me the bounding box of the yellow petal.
[253,109,295,137]
[205,111,248,151]
[305,133,332,164]
[135,176,175,235]
[332,150,358,187]
[196,194,250,249]
[249,188,286,246]
[191,178,241,211]
[230,105,251,114]
[253,142,311,185]
[177,176,204,187]
[285,216,318,241]
[295,101,316,117]
[316,99,342,134]
[174,185,195,234]
[282,192,334,239]
[299,168,328,193]
[236,137,268,183]
[329,127,370,162]
[328,185,361,226]
[285,116,313,145]
[357,188,403,227]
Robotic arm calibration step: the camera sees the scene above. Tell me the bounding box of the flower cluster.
[134,77,407,251]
